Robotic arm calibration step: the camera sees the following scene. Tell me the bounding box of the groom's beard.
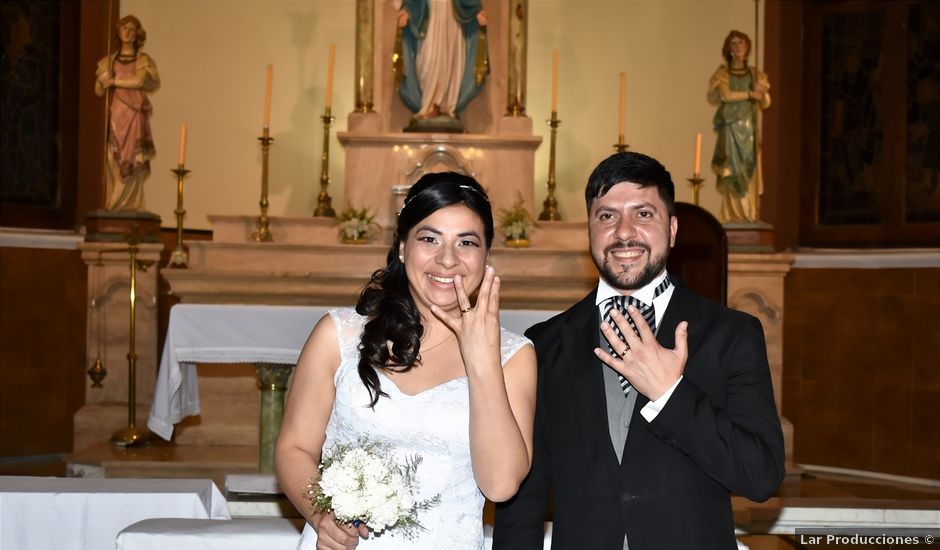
[596,240,668,291]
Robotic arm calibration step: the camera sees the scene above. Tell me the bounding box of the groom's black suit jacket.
[494,280,785,550]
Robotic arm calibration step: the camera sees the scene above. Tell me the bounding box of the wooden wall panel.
[783,267,940,478]
[0,247,87,455]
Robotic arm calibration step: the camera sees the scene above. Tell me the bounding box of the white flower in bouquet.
[335,206,380,241]
[505,220,528,240]
[306,437,439,538]
[497,192,533,242]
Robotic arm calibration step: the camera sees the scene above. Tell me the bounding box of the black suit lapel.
[624,280,705,453]
[656,280,704,356]
[562,290,620,464]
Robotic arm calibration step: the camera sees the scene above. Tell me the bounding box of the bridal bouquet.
[305,437,440,538]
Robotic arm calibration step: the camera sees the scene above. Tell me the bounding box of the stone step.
[66,441,259,492]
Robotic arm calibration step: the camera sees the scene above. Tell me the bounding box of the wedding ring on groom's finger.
[460,308,471,314]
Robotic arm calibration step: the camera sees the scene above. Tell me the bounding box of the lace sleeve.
[327,307,367,368]
[499,327,533,366]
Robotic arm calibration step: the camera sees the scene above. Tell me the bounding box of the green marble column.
[256,363,293,473]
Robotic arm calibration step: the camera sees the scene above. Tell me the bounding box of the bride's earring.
[399,254,405,263]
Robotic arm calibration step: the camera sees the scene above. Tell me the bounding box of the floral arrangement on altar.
[335,206,381,243]
[497,192,535,247]
[305,437,440,538]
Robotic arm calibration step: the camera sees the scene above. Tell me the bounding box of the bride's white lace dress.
[298,307,531,549]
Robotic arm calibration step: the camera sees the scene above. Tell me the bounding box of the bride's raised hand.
[430,265,501,372]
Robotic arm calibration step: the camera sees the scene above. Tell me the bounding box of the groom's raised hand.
[595,305,688,401]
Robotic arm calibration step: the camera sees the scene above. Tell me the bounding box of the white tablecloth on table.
[116,518,303,550]
[148,304,329,440]
[0,476,230,550]
[148,303,557,441]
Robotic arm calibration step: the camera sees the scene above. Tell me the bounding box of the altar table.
[148,304,555,442]
[148,305,326,441]
[0,476,229,550]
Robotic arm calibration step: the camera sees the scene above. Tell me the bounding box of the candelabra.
[687,174,705,206]
[252,127,274,242]
[168,165,191,267]
[538,112,562,221]
[314,107,336,217]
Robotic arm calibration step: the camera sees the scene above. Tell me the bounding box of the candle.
[177,123,187,166]
[325,44,336,109]
[693,132,702,176]
[618,72,626,138]
[263,64,273,127]
[551,49,559,113]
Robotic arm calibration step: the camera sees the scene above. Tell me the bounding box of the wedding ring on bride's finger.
[460,308,471,314]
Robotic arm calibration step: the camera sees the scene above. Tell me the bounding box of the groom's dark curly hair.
[355,171,493,408]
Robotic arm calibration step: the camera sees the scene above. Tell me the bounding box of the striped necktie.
[602,276,672,395]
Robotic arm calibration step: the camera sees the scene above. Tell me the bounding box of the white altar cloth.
[0,476,230,550]
[148,304,329,440]
[149,304,556,441]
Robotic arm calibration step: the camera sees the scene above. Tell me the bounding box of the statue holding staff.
[708,30,770,223]
[95,15,160,211]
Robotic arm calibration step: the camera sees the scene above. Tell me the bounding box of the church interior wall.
[121,0,761,229]
[1,0,938,484]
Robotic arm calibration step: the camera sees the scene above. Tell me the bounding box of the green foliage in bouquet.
[335,206,381,241]
[497,192,535,242]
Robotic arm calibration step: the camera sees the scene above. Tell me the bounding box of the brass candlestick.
[110,238,149,447]
[168,165,191,268]
[252,127,274,242]
[687,175,705,206]
[539,111,562,221]
[614,135,629,153]
[314,107,336,217]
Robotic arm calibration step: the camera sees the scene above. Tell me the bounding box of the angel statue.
[708,29,771,223]
[95,15,160,211]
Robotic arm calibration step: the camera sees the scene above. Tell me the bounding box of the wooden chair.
[667,202,727,305]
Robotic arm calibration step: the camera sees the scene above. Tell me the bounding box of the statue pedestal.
[498,115,533,136]
[84,210,162,243]
[337,131,542,231]
[74,241,162,451]
[728,252,797,474]
[724,222,775,253]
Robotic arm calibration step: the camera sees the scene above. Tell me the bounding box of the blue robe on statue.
[399,0,486,116]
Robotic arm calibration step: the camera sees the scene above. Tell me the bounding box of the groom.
[493,152,784,549]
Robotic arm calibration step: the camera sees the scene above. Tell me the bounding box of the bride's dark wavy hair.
[356,171,494,407]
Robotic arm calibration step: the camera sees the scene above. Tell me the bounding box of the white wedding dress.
[298,307,531,549]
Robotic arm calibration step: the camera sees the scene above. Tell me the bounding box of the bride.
[275,172,537,549]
